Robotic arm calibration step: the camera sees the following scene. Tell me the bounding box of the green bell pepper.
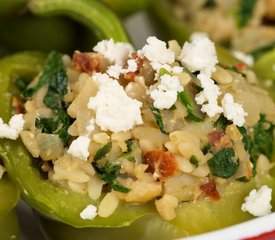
[0,51,275,239]
[37,175,275,240]
[148,0,239,68]
[0,174,20,240]
[0,0,129,54]
[100,0,150,17]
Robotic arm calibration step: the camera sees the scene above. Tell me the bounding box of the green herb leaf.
[150,104,168,134]
[28,51,71,146]
[190,155,199,167]
[238,0,257,27]
[35,118,58,134]
[159,68,171,77]
[125,139,133,152]
[214,114,231,130]
[202,144,211,154]
[238,126,257,178]
[22,51,67,98]
[94,142,112,161]
[204,0,216,8]
[253,114,274,159]
[15,76,29,92]
[208,148,239,179]
[93,143,130,193]
[178,91,203,122]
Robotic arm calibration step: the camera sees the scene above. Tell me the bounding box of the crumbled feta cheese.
[179,34,218,75]
[86,118,95,133]
[151,63,184,75]
[68,136,91,161]
[195,73,223,117]
[80,204,97,220]
[93,39,134,66]
[150,74,183,109]
[87,78,143,132]
[92,73,114,88]
[140,36,175,65]
[106,65,123,79]
[241,185,272,217]
[221,93,247,127]
[125,59,138,73]
[0,114,25,140]
[232,50,254,66]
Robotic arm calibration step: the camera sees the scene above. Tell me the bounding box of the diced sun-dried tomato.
[208,130,233,152]
[209,130,225,146]
[199,181,220,201]
[123,72,137,82]
[72,51,100,74]
[12,97,25,114]
[235,62,247,72]
[143,150,178,179]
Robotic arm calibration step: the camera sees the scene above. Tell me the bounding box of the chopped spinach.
[24,51,71,146]
[150,104,168,134]
[119,139,136,162]
[92,142,130,193]
[207,148,239,179]
[22,51,67,98]
[178,91,203,122]
[159,67,171,77]
[94,142,112,161]
[253,114,274,159]
[203,0,216,8]
[125,139,133,152]
[202,144,211,154]
[35,118,59,134]
[190,155,199,167]
[238,126,257,178]
[238,126,255,155]
[214,114,231,130]
[96,161,130,193]
[15,76,29,92]
[238,0,257,27]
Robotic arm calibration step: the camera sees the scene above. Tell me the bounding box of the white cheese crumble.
[106,59,138,79]
[221,93,248,127]
[232,50,254,66]
[93,39,133,66]
[125,59,138,73]
[150,74,183,109]
[106,65,123,79]
[151,63,184,75]
[140,36,175,66]
[92,73,113,88]
[88,75,143,132]
[80,204,97,220]
[195,73,223,117]
[67,136,91,161]
[241,185,272,217]
[86,118,95,133]
[179,34,218,75]
[0,114,25,140]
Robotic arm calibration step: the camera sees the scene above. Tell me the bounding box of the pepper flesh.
[0,174,20,239]
[28,0,129,42]
[37,175,275,239]
[0,0,130,54]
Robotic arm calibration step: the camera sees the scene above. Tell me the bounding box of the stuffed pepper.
[0,34,275,240]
